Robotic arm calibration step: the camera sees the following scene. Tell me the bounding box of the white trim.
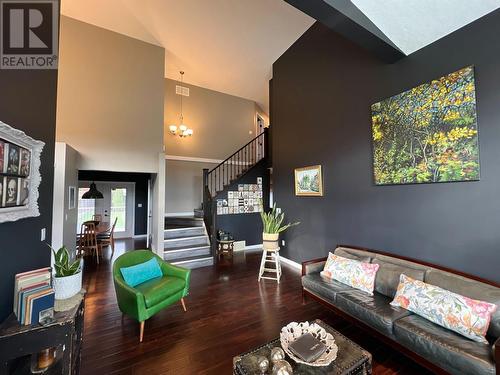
[244,243,263,251]
[279,255,301,271]
[133,234,147,239]
[172,256,212,265]
[166,155,222,164]
[164,226,201,232]
[165,211,193,217]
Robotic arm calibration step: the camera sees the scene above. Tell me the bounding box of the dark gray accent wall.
[272,11,500,282]
[78,171,150,236]
[0,54,59,319]
[215,160,270,246]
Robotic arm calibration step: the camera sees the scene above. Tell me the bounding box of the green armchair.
[112,250,191,342]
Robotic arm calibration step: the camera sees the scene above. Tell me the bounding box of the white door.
[79,181,135,239]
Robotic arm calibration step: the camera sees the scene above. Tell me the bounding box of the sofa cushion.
[372,259,425,298]
[135,276,186,308]
[120,257,163,287]
[302,274,354,303]
[334,247,373,262]
[321,253,380,295]
[391,274,496,343]
[394,314,496,375]
[425,269,500,340]
[335,289,412,337]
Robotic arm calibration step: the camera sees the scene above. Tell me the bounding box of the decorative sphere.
[270,347,285,363]
[271,359,293,375]
[256,356,270,374]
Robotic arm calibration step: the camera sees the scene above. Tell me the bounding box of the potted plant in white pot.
[50,245,82,300]
[260,203,299,250]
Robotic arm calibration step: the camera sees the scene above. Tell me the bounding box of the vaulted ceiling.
[62,0,500,113]
[61,0,315,113]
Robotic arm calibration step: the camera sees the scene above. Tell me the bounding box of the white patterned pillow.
[391,274,497,343]
[320,253,379,295]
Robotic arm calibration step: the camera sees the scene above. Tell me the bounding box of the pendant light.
[81,182,103,199]
[169,71,194,138]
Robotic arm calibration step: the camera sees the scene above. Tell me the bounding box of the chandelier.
[169,71,193,138]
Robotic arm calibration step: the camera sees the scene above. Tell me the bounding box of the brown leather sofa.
[301,245,500,375]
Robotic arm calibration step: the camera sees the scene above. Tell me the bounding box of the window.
[77,188,95,231]
[111,188,127,232]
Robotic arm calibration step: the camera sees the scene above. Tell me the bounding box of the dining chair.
[97,217,117,258]
[80,222,101,264]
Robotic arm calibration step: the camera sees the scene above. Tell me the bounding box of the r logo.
[0,0,58,69]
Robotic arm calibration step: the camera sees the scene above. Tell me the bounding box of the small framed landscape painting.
[294,165,323,196]
[371,66,479,185]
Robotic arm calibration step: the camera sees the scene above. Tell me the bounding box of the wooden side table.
[258,247,282,283]
[217,240,235,258]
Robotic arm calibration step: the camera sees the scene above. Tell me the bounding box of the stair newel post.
[264,127,269,161]
[203,168,209,217]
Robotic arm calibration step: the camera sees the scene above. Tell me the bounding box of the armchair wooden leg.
[139,321,145,343]
[180,298,187,312]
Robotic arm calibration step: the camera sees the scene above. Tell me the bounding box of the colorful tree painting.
[371,66,479,185]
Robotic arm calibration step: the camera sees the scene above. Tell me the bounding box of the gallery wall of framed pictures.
[216,177,263,215]
[0,121,44,223]
[0,138,31,208]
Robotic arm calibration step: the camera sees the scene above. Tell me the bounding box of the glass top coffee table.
[233,319,372,375]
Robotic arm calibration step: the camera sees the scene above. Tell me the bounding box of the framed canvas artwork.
[295,165,323,196]
[371,66,479,185]
[0,121,44,223]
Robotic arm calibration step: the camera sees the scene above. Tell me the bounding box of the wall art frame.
[294,165,323,196]
[0,121,44,223]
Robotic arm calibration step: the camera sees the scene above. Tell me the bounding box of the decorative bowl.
[280,321,338,367]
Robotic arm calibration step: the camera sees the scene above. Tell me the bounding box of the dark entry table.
[233,319,372,375]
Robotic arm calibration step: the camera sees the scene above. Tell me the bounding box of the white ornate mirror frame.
[0,121,45,223]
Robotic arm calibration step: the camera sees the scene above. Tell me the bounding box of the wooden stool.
[258,247,281,283]
[217,240,234,258]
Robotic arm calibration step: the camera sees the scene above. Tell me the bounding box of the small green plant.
[49,245,81,277]
[260,202,300,234]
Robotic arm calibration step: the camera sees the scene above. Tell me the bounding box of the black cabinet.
[0,300,84,375]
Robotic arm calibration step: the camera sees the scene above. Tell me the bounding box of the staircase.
[163,129,269,269]
[203,128,269,252]
[163,216,213,269]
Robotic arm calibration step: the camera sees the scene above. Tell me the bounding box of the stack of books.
[13,267,55,325]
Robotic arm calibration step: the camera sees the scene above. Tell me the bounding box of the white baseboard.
[165,212,193,217]
[244,243,263,251]
[279,255,301,271]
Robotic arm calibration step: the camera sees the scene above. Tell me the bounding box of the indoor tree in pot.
[50,245,82,300]
[260,203,299,250]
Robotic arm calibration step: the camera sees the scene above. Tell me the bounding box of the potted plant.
[260,203,299,250]
[50,245,82,300]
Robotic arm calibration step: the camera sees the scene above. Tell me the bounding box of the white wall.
[165,159,218,215]
[52,142,79,256]
[56,16,165,173]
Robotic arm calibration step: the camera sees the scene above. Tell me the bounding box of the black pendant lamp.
[81,182,103,199]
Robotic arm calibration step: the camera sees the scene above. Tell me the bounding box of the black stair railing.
[202,128,268,252]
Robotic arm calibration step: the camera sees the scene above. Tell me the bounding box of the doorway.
[78,181,135,239]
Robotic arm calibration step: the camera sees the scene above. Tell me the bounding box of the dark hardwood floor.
[81,240,431,374]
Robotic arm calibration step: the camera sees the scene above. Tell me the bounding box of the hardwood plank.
[81,239,431,374]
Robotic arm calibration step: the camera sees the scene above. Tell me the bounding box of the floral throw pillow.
[391,274,497,343]
[320,253,379,295]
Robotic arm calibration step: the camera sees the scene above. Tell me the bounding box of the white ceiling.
[350,0,500,55]
[61,0,314,113]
